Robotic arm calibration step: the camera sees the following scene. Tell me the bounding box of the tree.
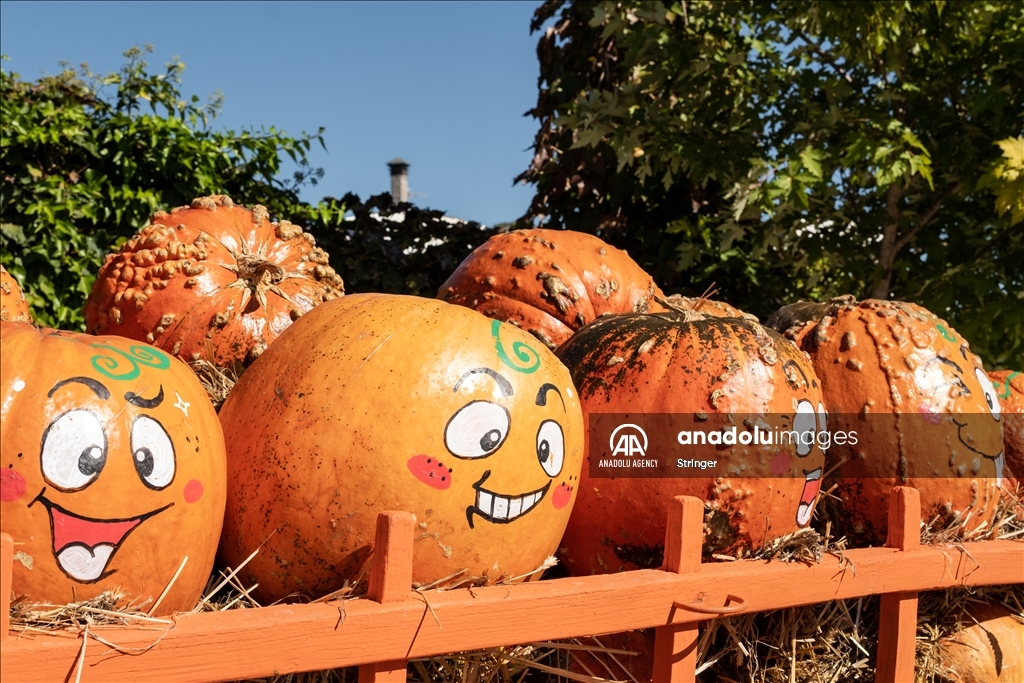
[1,46,334,329]
[519,1,1024,368]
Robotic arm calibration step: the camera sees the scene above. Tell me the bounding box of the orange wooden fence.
[1,486,1021,683]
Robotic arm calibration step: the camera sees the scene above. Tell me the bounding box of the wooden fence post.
[652,496,704,683]
[358,512,416,683]
[1,533,12,644]
[875,486,921,683]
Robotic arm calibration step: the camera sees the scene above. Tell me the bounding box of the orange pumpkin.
[798,300,1003,546]
[0,322,226,614]
[664,294,757,320]
[217,294,584,602]
[938,603,1024,683]
[0,265,32,323]
[989,370,1023,483]
[438,229,664,350]
[84,195,344,371]
[555,310,827,573]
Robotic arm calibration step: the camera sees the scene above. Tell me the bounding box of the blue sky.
[0,1,545,225]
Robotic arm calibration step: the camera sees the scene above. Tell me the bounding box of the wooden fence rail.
[1,486,1021,683]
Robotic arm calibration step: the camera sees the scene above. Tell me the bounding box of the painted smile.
[796,468,822,527]
[466,470,551,529]
[951,419,1003,461]
[30,489,172,583]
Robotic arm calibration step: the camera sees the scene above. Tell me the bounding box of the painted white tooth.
[58,544,114,581]
[508,497,523,519]
[806,468,822,481]
[522,493,536,510]
[797,503,812,527]
[492,495,509,520]
[478,490,493,516]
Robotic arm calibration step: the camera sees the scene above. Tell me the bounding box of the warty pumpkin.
[84,194,344,371]
[217,294,584,603]
[1,265,32,323]
[555,309,828,574]
[439,228,664,350]
[798,299,1003,546]
[0,322,227,614]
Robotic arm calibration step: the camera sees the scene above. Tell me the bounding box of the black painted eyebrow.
[125,385,164,409]
[959,345,969,361]
[48,376,110,400]
[535,383,565,410]
[453,368,513,397]
[929,355,964,374]
[782,360,810,387]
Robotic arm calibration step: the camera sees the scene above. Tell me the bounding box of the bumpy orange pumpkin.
[0,265,32,323]
[439,229,664,350]
[218,294,584,602]
[798,300,1003,546]
[555,310,827,574]
[85,195,344,371]
[0,322,226,614]
[664,294,757,320]
[990,370,1023,482]
[938,603,1024,683]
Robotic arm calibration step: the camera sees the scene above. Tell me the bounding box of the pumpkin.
[217,294,584,602]
[663,293,757,321]
[938,603,1024,683]
[0,322,226,614]
[798,300,1003,546]
[555,309,828,574]
[0,265,32,323]
[989,370,1023,483]
[84,195,344,371]
[438,228,664,350]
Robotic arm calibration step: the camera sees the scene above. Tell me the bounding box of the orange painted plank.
[1,532,12,644]
[2,540,1020,683]
[358,512,415,683]
[875,487,921,683]
[653,496,703,683]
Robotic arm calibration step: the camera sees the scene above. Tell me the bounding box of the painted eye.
[537,420,565,477]
[817,401,828,434]
[41,410,107,491]
[444,401,510,459]
[131,415,176,489]
[793,400,816,456]
[975,368,1001,421]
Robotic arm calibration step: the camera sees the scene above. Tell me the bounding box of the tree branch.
[893,182,962,254]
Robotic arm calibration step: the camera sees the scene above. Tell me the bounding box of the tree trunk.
[871,184,903,299]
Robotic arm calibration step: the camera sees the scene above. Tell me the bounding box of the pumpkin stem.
[654,294,706,322]
[235,254,286,301]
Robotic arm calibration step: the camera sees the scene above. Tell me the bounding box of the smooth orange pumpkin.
[0,322,226,614]
[798,300,1003,546]
[84,195,344,371]
[989,370,1023,483]
[217,294,584,602]
[439,229,664,350]
[555,310,828,574]
[938,602,1024,683]
[0,265,32,323]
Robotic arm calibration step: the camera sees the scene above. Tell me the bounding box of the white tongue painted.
[796,502,813,527]
[57,544,115,581]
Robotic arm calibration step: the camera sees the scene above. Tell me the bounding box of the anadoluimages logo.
[609,423,648,457]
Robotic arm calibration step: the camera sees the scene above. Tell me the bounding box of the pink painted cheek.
[407,455,453,490]
[183,479,204,503]
[770,452,792,476]
[918,405,942,425]
[1,468,27,502]
[551,482,573,510]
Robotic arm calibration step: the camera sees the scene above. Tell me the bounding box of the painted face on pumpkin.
[915,341,1004,480]
[407,322,579,529]
[1,336,223,607]
[780,360,826,527]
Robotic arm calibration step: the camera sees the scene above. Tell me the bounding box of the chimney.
[387,157,409,204]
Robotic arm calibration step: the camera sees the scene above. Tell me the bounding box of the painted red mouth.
[30,490,172,583]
